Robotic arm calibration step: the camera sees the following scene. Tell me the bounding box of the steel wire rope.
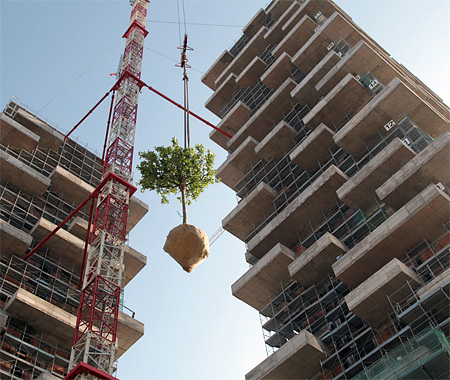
[38,37,122,113]
[148,20,244,28]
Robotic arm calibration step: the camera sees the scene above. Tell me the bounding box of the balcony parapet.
[223,181,277,241]
[232,243,296,311]
[376,132,450,210]
[289,232,347,287]
[245,329,325,380]
[333,183,450,288]
[247,165,348,259]
[290,123,335,172]
[337,137,416,210]
[334,78,450,155]
[0,112,40,152]
[0,150,50,196]
[346,258,423,326]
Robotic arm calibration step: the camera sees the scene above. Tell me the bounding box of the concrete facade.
[203,1,450,379]
[0,100,148,379]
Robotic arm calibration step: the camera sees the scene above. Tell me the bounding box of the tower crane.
[64,0,150,378]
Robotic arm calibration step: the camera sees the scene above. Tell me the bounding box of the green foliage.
[137,137,220,205]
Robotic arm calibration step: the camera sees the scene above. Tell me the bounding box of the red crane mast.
[66,1,150,378]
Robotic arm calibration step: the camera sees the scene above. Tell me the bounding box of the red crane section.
[65,1,149,379]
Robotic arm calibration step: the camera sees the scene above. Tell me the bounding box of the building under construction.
[203,0,450,378]
[0,98,148,379]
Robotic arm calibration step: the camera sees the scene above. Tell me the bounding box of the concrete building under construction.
[0,98,148,379]
[203,0,450,378]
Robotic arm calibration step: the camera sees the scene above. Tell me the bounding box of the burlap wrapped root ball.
[163,224,210,273]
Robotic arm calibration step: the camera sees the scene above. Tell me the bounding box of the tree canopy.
[137,137,219,223]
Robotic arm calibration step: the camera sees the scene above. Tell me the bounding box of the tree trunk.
[180,182,187,224]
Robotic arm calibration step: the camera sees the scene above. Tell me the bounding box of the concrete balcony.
[50,165,93,205]
[12,106,64,151]
[247,165,348,259]
[261,53,296,89]
[236,56,267,88]
[337,138,416,210]
[232,243,297,311]
[215,26,269,89]
[333,183,450,288]
[290,50,341,107]
[246,329,325,380]
[291,12,364,74]
[302,73,372,131]
[288,232,347,287]
[209,101,251,150]
[346,258,423,326]
[263,0,303,44]
[316,40,397,97]
[272,14,316,59]
[201,50,234,91]
[242,8,267,38]
[0,220,32,259]
[31,217,146,286]
[49,165,148,232]
[255,120,297,162]
[334,78,450,155]
[4,288,144,357]
[376,132,450,210]
[216,137,259,190]
[223,182,277,241]
[227,78,297,152]
[205,73,240,118]
[290,123,335,171]
[0,150,50,196]
[0,112,40,152]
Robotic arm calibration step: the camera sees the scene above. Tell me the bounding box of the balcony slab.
[261,52,295,89]
[302,73,372,131]
[0,150,50,196]
[337,138,416,210]
[215,26,268,89]
[376,132,450,210]
[223,181,277,241]
[291,50,341,108]
[290,123,335,171]
[255,121,297,162]
[13,106,64,151]
[236,57,267,88]
[205,73,240,118]
[227,78,297,152]
[232,243,297,311]
[334,78,450,155]
[333,183,450,288]
[247,165,348,259]
[272,14,316,58]
[245,329,325,380]
[217,137,259,190]
[4,288,144,358]
[201,50,234,91]
[263,1,302,44]
[0,112,40,152]
[0,220,32,259]
[316,40,397,97]
[289,232,347,287]
[210,101,251,150]
[292,12,362,74]
[346,258,423,326]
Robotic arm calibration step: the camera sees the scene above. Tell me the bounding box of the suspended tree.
[136,137,220,273]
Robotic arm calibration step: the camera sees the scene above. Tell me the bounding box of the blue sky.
[1,1,449,380]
